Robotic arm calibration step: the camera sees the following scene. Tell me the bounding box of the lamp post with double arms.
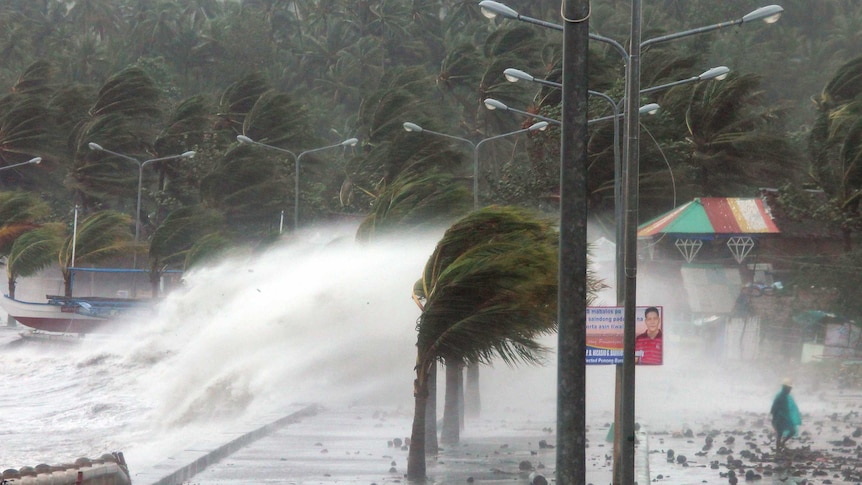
[87,143,196,245]
[402,121,549,210]
[237,135,358,230]
[478,2,783,482]
[483,97,661,127]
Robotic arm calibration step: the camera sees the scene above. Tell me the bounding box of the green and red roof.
[638,197,780,238]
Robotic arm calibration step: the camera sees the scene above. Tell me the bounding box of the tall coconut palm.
[407,206,559,480]
[58,210,132,297]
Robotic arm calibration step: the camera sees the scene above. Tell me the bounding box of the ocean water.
[0,224,450,469]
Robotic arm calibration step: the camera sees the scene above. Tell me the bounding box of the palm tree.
[148,205,225,297]
[199,144,286,238]
[0,190,57,298]
[6,222,64,299]
[781,56,862,251]
[407,206,559,480]
[355,170,471,242]
[651,72,800,209]
[0,191,51,254]
[58,210,132,297]
[68,67,162,210]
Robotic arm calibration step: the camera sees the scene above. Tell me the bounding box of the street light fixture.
[480,2,783,482]
[483,98,562,125]
[480,0,783,39]
[87,143,195,244]
[402,121,548,209]
[504,65,729,94]
[0,157,42,171]
[483,98,661,125]
[237,134,358,230]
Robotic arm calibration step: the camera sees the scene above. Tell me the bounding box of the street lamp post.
[237,135,358,229]
[0,157,42,172]
[87,143,195,244]
[478,1,783,482]
[402,121,549,209]
[621,7,777,479]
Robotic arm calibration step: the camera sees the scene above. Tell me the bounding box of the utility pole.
[556,0,590,483]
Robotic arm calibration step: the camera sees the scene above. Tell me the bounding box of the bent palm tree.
[148,205,225,296]
[58,210,132,297]
[6,223,65,299]
[407,206,559,480]
[0,191,51,253]
[355,170,471,242]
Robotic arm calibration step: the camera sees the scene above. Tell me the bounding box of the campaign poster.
[586,306,663,365]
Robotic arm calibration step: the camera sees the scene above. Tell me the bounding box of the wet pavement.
[135,405,627,485]
[132,389,862,485]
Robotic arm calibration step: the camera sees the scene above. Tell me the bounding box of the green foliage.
[414,206,559,367]
[149,204,225,271]
[355,170,472,241]
[6,222,65,297]
[90,67,161,119]
[804,56,862,245]
[59,210,132,271]
[199,144,286,236]
[0,191,52,255]
[0,0,858,286]
[184,232,232,270]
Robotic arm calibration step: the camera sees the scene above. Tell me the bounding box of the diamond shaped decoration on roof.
[675,238,703,263]
[727,236,755,263]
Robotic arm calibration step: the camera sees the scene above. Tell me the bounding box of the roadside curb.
[131,403,320,485]
[637,428,650,484]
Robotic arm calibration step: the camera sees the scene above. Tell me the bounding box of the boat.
[0,204,182,335]
[1,293,151,334]
[1,266,182,335]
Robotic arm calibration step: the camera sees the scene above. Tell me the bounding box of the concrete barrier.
[636,428,650,484]
[132,403,320,485]
[3,406,319,485]
[2,453,130,485]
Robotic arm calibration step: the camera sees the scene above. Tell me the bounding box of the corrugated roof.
[638,197,780,238]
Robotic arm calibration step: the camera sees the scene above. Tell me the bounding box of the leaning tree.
[407,206,559,480]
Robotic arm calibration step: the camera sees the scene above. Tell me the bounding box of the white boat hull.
[2,295,118,334]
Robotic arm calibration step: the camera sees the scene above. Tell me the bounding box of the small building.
[636,196,845,363]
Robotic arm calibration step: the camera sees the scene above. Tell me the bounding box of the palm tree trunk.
[150,268,161,298]
[7,275,15,299]
[424,361,438,455]
[63,270,72,297]
[440,361,461,444]
[407,373,429,480]
[457,366,464,430]
[465,364,481,419]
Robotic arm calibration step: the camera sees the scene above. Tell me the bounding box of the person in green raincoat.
[770,378,801,452]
